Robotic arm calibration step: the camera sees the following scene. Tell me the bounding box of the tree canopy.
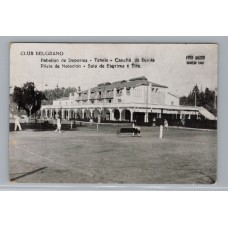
[180,84,217,116]
[42,87,78,105]
[12,82,47,116]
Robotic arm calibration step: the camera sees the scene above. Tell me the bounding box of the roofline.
[54,97,69,101]
[168,92,179,98]
[80,77,168,93]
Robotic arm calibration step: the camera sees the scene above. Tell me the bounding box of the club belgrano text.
[40,57,155,69]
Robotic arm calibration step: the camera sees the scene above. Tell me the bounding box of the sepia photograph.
[9,43,217,184]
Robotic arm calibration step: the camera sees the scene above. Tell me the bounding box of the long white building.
[41,76,216,122]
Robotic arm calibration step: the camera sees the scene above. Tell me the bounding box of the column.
[119,109,122,121]
[67,109,70,120]
[61,109,64,119]
[89,109,93,118]
[82,109,85,119]
[109,110,114,121]
[130,110,134,122]
[74,109,77,119]
[144,112,148,123]
[45,109,48,118]
[50,109,53,118]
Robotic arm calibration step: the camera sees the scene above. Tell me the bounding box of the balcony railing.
[90,93,114,99]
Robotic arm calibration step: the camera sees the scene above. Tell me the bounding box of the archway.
[84,109,92,119]
[133,112,145,124]
[76,109,83,119]
[47,110,50,118]
[121,109,131,122]
[54,110,59,119]
[42,109,46,117]
[101,108,110,121]
[93,108,100,118]
[64,110,68,119]
[112,109,120,121]
[70,109,75,119]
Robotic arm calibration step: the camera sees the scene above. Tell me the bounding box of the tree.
[42,86,78,105]
[12,82,47,117]
[180,85,217,116]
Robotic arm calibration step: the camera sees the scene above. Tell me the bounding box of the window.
[152,87,159,92]
[108,99,112,103]
[171,101,174,105]
[118,99,121,103]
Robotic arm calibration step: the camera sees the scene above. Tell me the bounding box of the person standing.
[55,117,62,133]
[181,118,185,127]
[14,115,22,131]
[164,119,168,132]
[132,121,135,136]
[152,117,156,127]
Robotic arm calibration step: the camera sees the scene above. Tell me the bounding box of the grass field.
[9,123,217,184]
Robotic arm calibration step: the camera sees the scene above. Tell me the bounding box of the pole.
[159,125,163,139]
[195,90,196,107]
[194,85,197,107]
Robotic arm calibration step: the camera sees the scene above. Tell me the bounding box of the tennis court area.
[9,123,217,184]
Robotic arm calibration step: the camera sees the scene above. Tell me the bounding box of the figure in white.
[164,119,169,132]
[14,115,22,131]
[55,117,61,133]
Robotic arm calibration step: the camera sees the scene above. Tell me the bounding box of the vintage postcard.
[9,43,217,184]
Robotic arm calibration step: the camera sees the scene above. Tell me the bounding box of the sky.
[10,43,218,96]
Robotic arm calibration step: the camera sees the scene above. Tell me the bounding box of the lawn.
[9,124,217,184]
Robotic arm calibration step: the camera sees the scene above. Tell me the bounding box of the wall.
[165,93,179,106]
[52,85,174,106]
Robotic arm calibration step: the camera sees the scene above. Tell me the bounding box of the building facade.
[41,76,216,122]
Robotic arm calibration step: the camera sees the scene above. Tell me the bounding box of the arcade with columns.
[40,104,199,123]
